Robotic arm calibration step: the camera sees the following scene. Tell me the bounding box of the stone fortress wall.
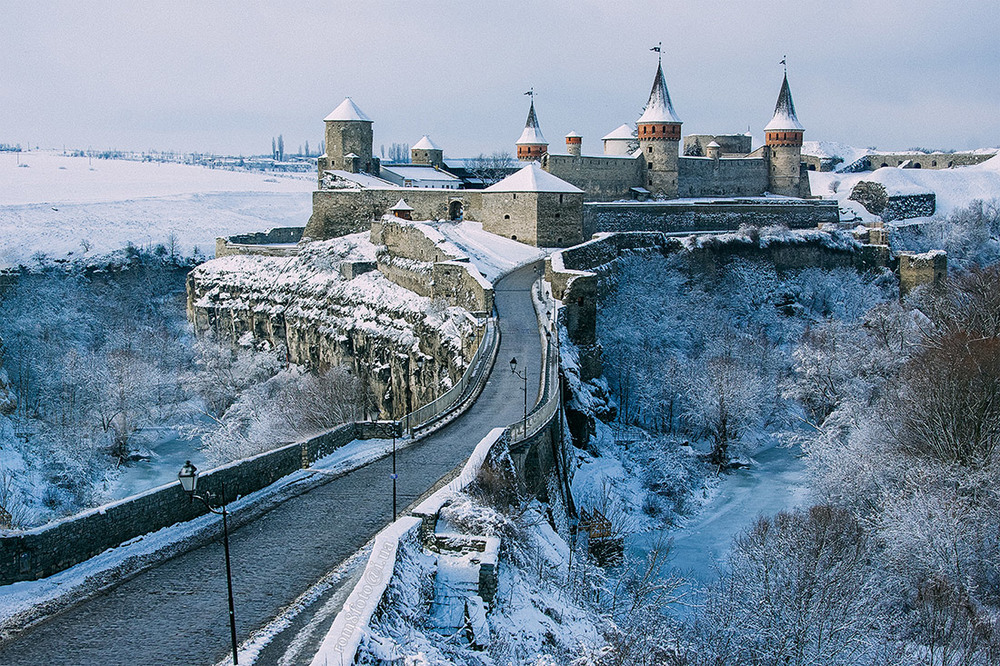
[867,152,994,170]
[542,154,644,202]
[215,226,305,257]
[684,134,753,156]
[306,188,483,241]
[676,156,769,198]
[371,216,494,313]
[582,198,840,237]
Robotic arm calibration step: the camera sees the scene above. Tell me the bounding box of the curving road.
[0,261,544,666]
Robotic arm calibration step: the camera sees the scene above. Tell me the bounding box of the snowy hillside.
[0,150,315,266]
[800,140,873,167]
[810,153,1000,219]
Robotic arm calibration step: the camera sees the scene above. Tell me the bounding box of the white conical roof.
[764,73,804,131]
[484,162,582,193]
[389,198,414,211]
[602,124,634,140]
[412,135,441,150]
[565,130,582,138]
[637,61,681,124]
[516,100,547,145]
[324,97,372,122]
[707,140,721,148]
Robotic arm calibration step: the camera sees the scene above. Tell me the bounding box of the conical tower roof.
[324,97,372,122]
[764,73,803,131]
[412,135,441,150]
[637,61,681,125]
[516,100,547,145]
[484,162,582,193]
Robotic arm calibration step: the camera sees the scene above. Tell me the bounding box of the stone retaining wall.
[0,424,358,585]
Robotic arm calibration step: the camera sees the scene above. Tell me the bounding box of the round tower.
[565,131,582,157]
[764,72,805,197]
[516,97,548,161]
[321,97,374,176]
[636,59,682,197]
[706,140,722,161]
[411,135,444,168]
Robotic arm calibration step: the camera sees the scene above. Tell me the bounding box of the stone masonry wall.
[432,262,494,313]
[536,192,585,248]
[677,156,769,197]
[306,189,483,241]
[883,193,936,222]
[582,199,839,237]
[0,424,358,584]
[482,192,540,244]
[898,250,947,297]
[543,154,644,201]
[868,152,996,170]
[215,227,305,257]
[371,217,494,312]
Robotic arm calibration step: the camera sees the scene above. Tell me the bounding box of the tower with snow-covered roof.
[320,97,375,176]
[516,97,548,162]
[565,131,582,157]
[764,72,806,197]
[411,135,444,169]
[637,58,682,197]
[482,162,583,247]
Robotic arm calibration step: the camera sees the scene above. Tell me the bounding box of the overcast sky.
[2,1,998,158]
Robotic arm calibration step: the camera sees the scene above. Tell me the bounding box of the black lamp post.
[177,461,239,665]
[371,421,401,521]
[510,356,528,438]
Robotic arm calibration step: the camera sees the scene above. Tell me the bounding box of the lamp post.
[177,461,239,665]
[371,421,401,521]
[510,356,528,439]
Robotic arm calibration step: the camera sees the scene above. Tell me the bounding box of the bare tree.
[467,151,516,186]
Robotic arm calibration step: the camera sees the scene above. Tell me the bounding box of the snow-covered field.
[809,152,1000,219]
[0,150,315,266]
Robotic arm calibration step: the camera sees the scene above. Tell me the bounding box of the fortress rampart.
[582,198,839,237]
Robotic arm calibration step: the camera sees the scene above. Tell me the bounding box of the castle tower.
[637,58,682,197]
[411,135,444,168]
[516,97,548,161]
[764,72,806,197]
[565,131,582,157]
[320,97,374,176]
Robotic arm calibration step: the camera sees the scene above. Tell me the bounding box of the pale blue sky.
[2,1,998,157]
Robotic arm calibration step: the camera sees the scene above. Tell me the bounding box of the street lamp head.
[509,357,518,374]
[178,460,198,494]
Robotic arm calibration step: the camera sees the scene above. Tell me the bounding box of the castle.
[303,58,820,248]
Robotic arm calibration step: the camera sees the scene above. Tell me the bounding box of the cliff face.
[187,233,480,418]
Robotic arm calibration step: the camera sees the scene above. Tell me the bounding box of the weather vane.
[524,87,534,99]
[651,42,662,62]
[780,55,787,73]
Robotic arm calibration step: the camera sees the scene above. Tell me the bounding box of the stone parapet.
[0,424,358,585]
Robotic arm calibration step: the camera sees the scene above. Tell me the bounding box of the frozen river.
[627,441,810,599]
[107,429,206,500]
